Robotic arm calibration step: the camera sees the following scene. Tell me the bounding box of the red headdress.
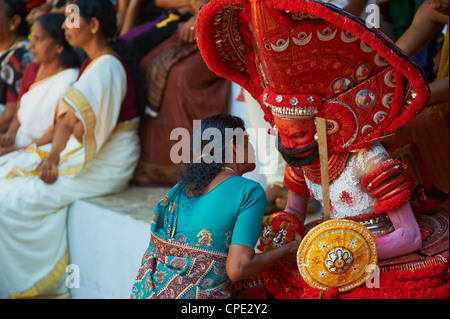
[197,0,430,153]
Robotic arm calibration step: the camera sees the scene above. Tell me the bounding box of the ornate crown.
[197,0,430,153]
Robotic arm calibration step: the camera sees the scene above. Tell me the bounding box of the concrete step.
[67,186,170,299]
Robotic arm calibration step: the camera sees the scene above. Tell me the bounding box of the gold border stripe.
[8,250,69,299]
[62,86,97,165]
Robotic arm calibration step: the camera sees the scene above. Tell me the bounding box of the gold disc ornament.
[297,219,378,292]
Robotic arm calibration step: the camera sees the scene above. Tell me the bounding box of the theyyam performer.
[197,0,449,298]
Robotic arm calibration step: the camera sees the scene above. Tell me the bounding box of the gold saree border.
[115,119,139,132]
[5,146,84,179]
[62,86,97,165]
[8,250,69,299]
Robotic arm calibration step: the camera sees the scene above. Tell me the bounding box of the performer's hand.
[361,159,417,214]
[38,155,59,184]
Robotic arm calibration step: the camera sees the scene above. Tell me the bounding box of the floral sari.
[131,183,233,299]
[0,40,31,115]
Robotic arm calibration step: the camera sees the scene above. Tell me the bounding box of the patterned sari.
[131,183,233,299]
[0,40,32,120]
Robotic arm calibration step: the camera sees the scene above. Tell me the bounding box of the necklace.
[303,152,350,184]
[222,166,236,173]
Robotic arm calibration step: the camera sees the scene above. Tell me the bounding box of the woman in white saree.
[0,13,79,156]
[0,0,142,298]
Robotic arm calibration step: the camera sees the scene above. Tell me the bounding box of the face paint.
[274,116,319,167]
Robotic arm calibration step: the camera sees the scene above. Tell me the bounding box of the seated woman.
[0,13,79,157]
[0,0,143,298]
[134,0,231,186]
[131,113,301,299]
[0,0,32,133]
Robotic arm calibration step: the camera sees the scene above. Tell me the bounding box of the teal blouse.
[130,176,267,299]
[174,175,266,253]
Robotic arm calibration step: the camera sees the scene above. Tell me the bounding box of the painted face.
[429,0,449,15]
[274,116,319,167]
[29,21,62,65]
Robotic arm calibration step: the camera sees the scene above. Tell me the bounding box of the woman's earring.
[91,29,97,34]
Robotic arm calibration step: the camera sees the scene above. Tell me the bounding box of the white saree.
[0,55,140,298]
[15,68,79,147]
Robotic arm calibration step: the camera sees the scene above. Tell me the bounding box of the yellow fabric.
[156,13,180,28]
[297,219,377,292]
[8,251,69,299]
[62,87,97,165]
[429,28,449,118]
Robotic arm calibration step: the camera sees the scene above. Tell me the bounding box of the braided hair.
[182,114,246,197]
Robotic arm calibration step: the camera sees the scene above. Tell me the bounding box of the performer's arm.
[361,158,422,259]
[283,190,310,224]
[376,203,422,259]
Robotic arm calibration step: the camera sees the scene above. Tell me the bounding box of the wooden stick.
[315,117,331,221]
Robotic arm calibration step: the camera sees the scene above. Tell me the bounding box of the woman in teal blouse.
[131,114,300,299]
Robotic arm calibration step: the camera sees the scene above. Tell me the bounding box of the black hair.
[35,13,80,69]
[181,114,246,197]
[71,0,146,118]
[3,0,30,37]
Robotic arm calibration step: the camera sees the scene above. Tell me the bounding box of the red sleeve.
[25,0,46,13]
[5,90,18,103]
[117,58,138,122]
[18,63,40,101]
[284,164,310,196]
[77,58,91,80]
[76,57,138,122]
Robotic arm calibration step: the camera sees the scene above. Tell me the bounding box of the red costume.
[197,0,448,298]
